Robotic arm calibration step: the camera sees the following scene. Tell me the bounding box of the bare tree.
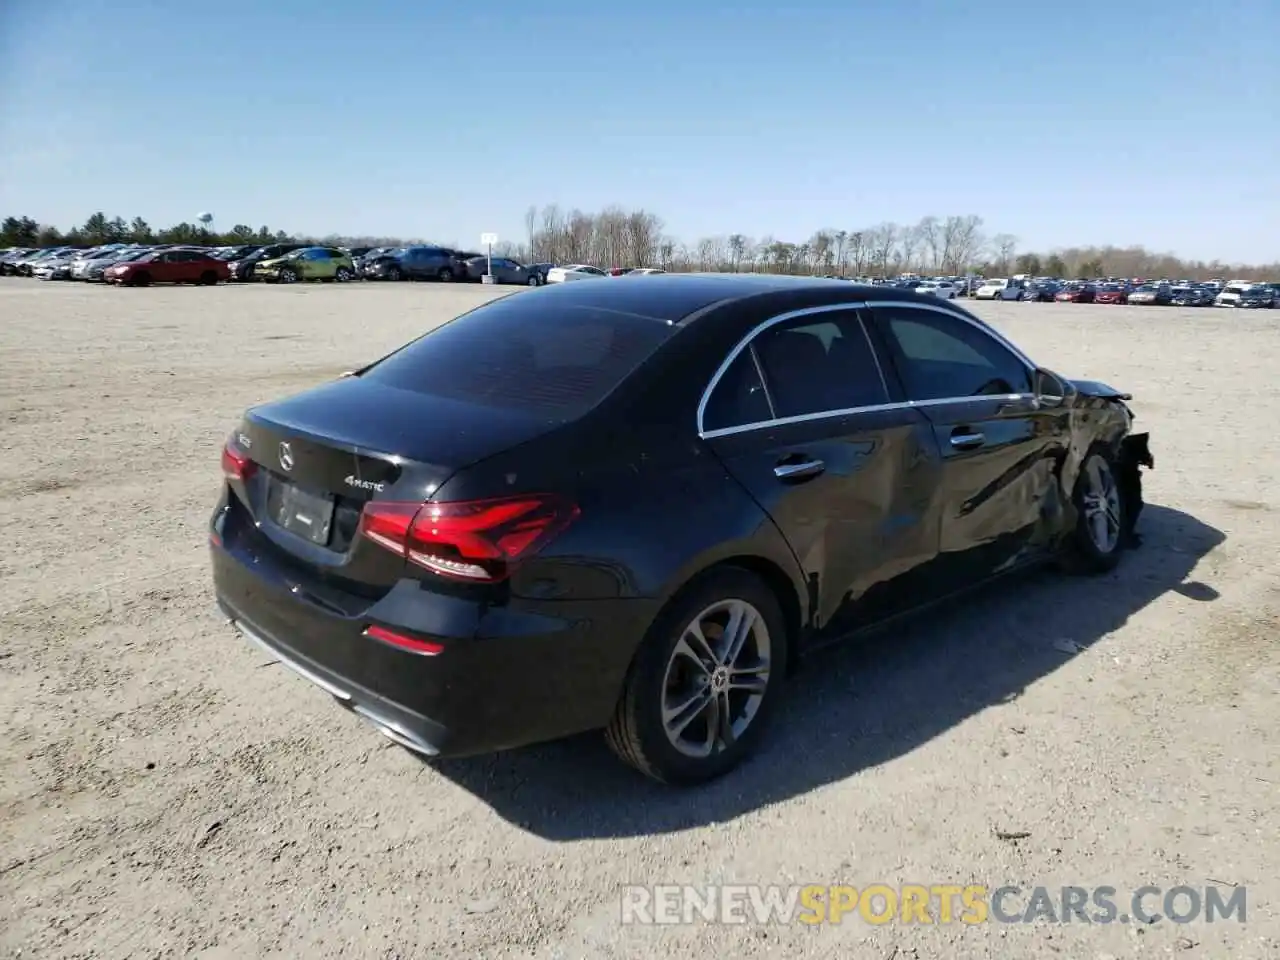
[867,223,897,277]
[917,216,941,272]
[941,215,984,274]
[509,203,1267,280]
[991,234,1018,275]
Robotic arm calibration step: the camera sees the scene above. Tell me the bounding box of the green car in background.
[254,246,356,283]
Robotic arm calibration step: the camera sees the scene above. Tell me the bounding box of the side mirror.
[1034,368,1067,407]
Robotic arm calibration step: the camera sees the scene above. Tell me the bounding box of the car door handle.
[950,431,985,449]
[774,459,825,480]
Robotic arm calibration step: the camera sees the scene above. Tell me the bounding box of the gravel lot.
[1,280,1276,959]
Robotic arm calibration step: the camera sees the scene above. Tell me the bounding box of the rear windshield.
[361,294,676,417]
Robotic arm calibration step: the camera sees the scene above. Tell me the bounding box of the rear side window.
[361,295,675,417]
[702,352,772,432]
[702,310,889,429]
[752,311,889,419]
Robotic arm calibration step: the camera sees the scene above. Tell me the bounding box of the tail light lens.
[358,494,580,582]
[222,437,255,482]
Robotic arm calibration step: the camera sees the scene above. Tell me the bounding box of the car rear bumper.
[210,504,649,758]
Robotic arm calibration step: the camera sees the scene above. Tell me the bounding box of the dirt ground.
[1,280,1276,959]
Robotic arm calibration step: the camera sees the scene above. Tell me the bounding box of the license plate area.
[266,475,335,546]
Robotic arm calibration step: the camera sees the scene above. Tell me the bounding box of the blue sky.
[1,0,1276,262]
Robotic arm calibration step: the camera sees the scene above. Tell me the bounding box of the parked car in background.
[212,244,262,263]
[103,248,231,286]
[0,248,36,274]
[1170,286,1215,307]
[226,244,309,282]
[360,246,466,282]
[1127,284,1173,306]
[32,250,84,281]
[1235,286,1276,309]
[627,268,666,275]
[1024,281,1061,302]
[545,264,608,283]
[914,280,958,299]
[462,256,543,285]
[527,262,556,282]
[211,275,1149,784]
[1094,283,1130,305]
[980,278,1029,300]
[79,246,154,281]
[974,278,1010,300]
[1055,282,1096,303]
[11,247,78,276]
[254,247,356,284]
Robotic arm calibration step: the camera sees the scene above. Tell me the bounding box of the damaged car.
[211,276,1152,786]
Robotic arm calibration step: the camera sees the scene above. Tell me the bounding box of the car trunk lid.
[229,376,568,593]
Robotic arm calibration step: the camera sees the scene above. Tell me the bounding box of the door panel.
[708,410,943,635]
[869,303,1066,589]
[915,397,1067,586]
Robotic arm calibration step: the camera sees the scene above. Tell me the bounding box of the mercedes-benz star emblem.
[278,441,294,472]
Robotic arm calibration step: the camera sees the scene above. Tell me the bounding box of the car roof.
[524,272,961,324]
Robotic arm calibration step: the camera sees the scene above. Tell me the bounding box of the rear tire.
[527,274,540,286]
[605,568,788,785]
[1060,445,1125,574]
[437,267,454,282]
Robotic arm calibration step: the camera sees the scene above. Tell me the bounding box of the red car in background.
[1093,283,1130,305]
[1056,282,1097,303]
[104,248,231,286]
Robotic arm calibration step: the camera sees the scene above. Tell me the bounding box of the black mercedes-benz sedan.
[211,275,1150,785]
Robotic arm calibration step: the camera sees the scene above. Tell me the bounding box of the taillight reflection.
[222,438,255,482]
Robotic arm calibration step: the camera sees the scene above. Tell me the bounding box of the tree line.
[4,208,1275,281]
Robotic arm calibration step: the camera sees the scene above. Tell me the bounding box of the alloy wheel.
[660,599,771,759]
[1081,456,1121,554]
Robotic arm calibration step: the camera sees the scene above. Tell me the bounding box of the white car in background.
[915,280,957,299]
[975,278,1025,301]
[544,264,607,283]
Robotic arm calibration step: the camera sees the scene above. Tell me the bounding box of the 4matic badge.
[344,475,384,492]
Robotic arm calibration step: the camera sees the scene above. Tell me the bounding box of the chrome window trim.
[695,298,1041,440]
[699,394,1035,440]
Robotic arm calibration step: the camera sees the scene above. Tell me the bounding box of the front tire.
[335,266,353,282]
[199,270,218,285]
[1061,446,1125,574]
[605,568,788,785]
[278,267,298,284]
[437,267,454,282]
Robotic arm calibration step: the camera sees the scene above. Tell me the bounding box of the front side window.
[873,306,1031,401]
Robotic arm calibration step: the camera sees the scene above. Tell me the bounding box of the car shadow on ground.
[427,504,1224,839]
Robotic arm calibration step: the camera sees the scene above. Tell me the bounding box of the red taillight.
[358,494,580,582]
[221,438,255,482]
[363,624,444,656]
